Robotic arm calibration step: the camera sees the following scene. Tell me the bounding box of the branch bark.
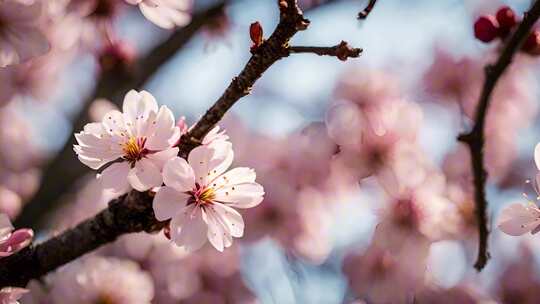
[0,0,363,288]
[289,41,362,60]
[14,2,227,229]
[457,0,540,271]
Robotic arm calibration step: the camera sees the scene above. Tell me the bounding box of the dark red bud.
[474,15,500,43]
[496,6,517,30]
[250,22,264,47]
[522,30,540,54]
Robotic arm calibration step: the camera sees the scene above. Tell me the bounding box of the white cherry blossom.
[74,90,180,193]
[125,0,192,29]
[153,142,264,252]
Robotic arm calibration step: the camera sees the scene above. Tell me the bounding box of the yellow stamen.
[199,188,216,203]
[122,137,142,161]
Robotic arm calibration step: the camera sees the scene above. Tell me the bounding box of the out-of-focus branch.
[0,0,363,288]
[14,2,227,229]
[457,0,540,271]
[358,0,377,19]
[288,41,362,60]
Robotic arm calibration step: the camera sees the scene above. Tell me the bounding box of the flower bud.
[98,41,136,72]
[474,15,499,43]
[249,21,264,53]
[496,6,517,30]
[522,30,540,55]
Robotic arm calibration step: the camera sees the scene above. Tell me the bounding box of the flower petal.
[128,158,163,191]
[204,206,232,252]
[99,162,131,194]
[146,106,180,151]
[214,182,264,209]
[146,147,179,171]
[208,203,244,238]
[162,157,195,192]
[170,205,208,252]
[153,186,188,221]
[498,203,540,236]
[188,142,233,186]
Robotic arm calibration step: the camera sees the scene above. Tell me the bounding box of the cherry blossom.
[153,143,264,252]
[74,90,181,193]
[0,213,33,258]
[0,287,28,304]
[0,1,50,68]
[48,256,154,304]
[498,203,540,236]
[124,0,192,29]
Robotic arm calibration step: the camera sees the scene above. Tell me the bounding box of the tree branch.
[358,0,377,19]
[14,2,227,229]
[457,0,540,271]
[288,41,362,60]
[0,0,363,288]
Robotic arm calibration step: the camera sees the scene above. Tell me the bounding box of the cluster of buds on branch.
[474,6,540,54]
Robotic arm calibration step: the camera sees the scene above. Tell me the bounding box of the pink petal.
[153,186,188,221]
[204,206,232,252]
[122,90,158,136]
[188,143,233,186]
[146,106,180,151]
[208,203,244,238]
[99,162,131,194]
[146,147,179,170]
[498,203,540,236]
[162,157,195,192]
[211,167,256,189]
[0,287,28,303]
[128,158,163,191]
[139,1,191,29]
[214,182,264,209]
[170,205,208,252]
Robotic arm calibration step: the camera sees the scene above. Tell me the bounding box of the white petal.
[122,90,158,137]
[139,2,191,29]
[170,205,208,252]
[128,158,163,191]
[162,157,195,192]
[188,142,233,186]
[99,162,130,194]
[214,182,265,209]
[146,147,179,170]
[209,203,244,238]
[498,203,540,236]
[153,186,188,221]
[534,143,540,170]
[204,206,232,252]
[146,106,180,151]
[211,167,256,189]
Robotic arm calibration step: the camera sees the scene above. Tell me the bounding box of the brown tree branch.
[288,41,362,60]
[457,0,540,271]
[358,0,377,19]
[0,0,363,288]
[14,2,227,229]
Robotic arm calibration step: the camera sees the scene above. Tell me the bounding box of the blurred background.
[3,0,540,303]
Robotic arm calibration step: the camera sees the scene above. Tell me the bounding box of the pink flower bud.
[522,30,540,54]
[474,15,500,43]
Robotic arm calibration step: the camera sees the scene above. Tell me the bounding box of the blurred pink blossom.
[124,0,192,29]
[0,287,28,304]
[0,213,33,257]
[0,1,50,68]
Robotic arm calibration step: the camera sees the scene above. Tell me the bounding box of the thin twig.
[0,0,363,287]
[457,0,540,271]
[14,2,227,229]
[358,0,377,19]
[289,41,363,60]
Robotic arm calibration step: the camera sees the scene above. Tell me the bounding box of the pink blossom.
[176,116,230,147]
[0,213,33,257]
[0,287,28,304]
[74,90,181,193]
[498,203,540,236]
[48,256,154,304]
[0,1,50,68]
[153,143,264,252]
[125,0,192,29]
